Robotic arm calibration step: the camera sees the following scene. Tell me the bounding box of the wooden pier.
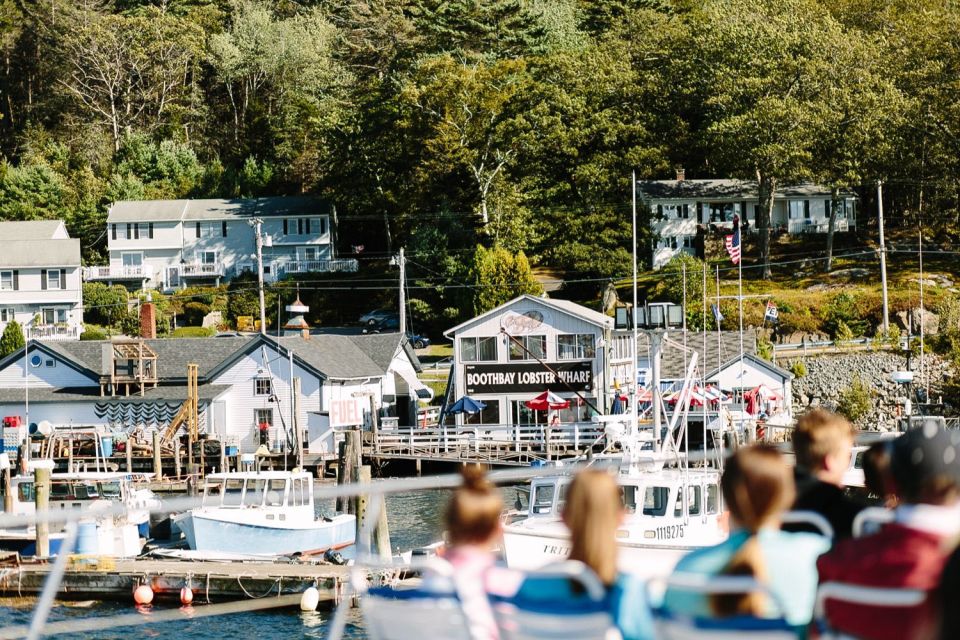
[0,556,354,604]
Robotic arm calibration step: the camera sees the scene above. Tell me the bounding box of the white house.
[637,177,858,268]
[443,295,615,426]
[84,197,358,290]
[0,221,83,341]
[0,332,425,458]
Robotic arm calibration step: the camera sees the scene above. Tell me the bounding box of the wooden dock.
[0,556,354,604]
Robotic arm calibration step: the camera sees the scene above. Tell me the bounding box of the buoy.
[180,586,194,605]
[300,586,320,612]
[133,584,154,605]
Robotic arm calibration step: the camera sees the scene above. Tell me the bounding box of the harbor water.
[0,485,479,638]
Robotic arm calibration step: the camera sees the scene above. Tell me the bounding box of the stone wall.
[787,350,954,430]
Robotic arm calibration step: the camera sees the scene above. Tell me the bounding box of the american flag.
[724,215,741,264]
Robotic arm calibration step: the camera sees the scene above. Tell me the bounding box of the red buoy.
[180,586,194,605]
[133,584,154,605]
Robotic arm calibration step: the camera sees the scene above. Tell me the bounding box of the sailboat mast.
[631,171,640,441]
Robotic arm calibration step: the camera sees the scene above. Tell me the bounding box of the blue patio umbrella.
[447,396,487,414]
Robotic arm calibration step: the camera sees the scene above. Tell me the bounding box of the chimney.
[676,167,685,181]
[140,302,157,339]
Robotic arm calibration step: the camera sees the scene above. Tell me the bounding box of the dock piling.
[125,438,133,473]
[152,431,162,479]
[34,465,51,557]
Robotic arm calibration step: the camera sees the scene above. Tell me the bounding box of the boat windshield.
[202,480,224,506]
[290,478,304,506]
[620,485,638,514]
[531,484,557,515]
[51,481,100,501]
[100,481,122,499]
[265,479,286,507]
[643,486,670,517]
[245,479,265,506]
[223,479,244,506]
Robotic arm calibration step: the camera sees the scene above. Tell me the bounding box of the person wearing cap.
[785,409,865,539]
[816,424,960,640]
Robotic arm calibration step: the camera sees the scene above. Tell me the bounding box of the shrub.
[789,360,807,378]
[833,319,854,345]
[837,376,874,423]
[171,326,216,338]
[182,301,211,326]
[757,335,774,361]
[825,292,869,337]
[80,326,108,341]
[0,320,25,358]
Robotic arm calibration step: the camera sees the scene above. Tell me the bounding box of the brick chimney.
[676,167,685,181]
[140,302,157,339]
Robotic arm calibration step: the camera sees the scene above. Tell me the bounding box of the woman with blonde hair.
[663,445,830,628]
[513,468,653,639]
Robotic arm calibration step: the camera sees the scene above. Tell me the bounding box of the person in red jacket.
[817,425,960,640]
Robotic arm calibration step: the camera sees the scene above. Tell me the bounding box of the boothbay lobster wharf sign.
[465,362,593,394]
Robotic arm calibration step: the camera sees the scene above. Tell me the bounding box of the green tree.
[82,283,130,327]
[0,320,25,358]
[469,244,542,314]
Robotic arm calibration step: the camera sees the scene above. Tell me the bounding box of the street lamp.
[248,217,267,334]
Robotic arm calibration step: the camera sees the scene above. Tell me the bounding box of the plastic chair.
[851,507,894,538]
[652,573,800,640]
[814,581,927,640]
[491,560,620,640]
[360,558,474,640]
[780,510,835,539]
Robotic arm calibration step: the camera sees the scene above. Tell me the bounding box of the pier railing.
[369,422,607,464]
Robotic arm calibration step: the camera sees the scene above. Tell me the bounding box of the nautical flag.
[724,215,741,264]
[712,304,724,324]
[764,301,779,323]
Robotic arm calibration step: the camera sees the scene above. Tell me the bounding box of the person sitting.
[817,425,960,640]
[662,445,831,629]
[422,465,504,640]
[512,469,653,640]
[785,409,864,539]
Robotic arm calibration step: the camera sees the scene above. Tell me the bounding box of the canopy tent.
[524,391,570,411]
[447,396,487,414]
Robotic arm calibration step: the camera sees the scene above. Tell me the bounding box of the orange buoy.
[133,584,154,605]
[180,586,194,605]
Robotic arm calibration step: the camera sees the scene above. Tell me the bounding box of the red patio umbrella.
[524,390,571,411]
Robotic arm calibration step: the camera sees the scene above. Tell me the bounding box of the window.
[620,485,638,514]
[18,481,34,503]
[291,479,304,506]
[463,399,500,425]
[265,479,286,506]
[44,269,61,290]
[706,484,719,514]
[122,253,143,268]
[200,250,217,265]
[509,335,546,360]
[244,479,265,506]
[532,484,556,515]
[318,217,327,235]
[788,201,804,220]
[223,479,244,506]
[254,377,273,396]
[202,480,223,507]
[40,308,67,325]
[804,200,811,219]
[255,408,273,427]
[148,223,154,239]
[460,336,497,362]
[45,359,56,368]
[557,334,595,360]
[111,224,117,241]
[0,271,15,291]
[0,309,14,322]
[643,486,670,516]
[674,486,701,516]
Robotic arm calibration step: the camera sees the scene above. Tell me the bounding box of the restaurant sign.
[464,361,593,394]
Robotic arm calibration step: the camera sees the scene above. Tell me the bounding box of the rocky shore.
[788,350,954,430]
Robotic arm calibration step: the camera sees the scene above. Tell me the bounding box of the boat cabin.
[200,472,314,512]
[7,472,138,518]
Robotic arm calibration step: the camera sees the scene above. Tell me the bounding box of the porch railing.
[282,259,359,274]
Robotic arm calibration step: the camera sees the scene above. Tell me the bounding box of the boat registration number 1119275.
[647,525,685,540]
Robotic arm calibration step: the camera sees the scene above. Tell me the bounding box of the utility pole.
[249,217,267,334]
[398,247,406,334]
[878,181,889,334]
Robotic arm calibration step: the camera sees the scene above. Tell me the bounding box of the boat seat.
[490,560,620,640]
[780,510,835,539]
[814,581,927,640]
[652,574,800,640]
[851,507,894,538]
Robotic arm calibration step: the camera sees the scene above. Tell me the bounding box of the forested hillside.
[1,0,959,279]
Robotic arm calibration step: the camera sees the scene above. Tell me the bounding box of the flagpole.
[716,265,722,373]
[737,223,745,442]
[631,171,639,441]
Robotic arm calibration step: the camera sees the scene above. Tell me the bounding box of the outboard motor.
[324,549,346,565]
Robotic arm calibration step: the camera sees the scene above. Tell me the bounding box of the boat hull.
[178,512,356,556]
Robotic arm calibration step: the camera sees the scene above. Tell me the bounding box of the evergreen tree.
[470,244,543,314]
[0,320,25,358]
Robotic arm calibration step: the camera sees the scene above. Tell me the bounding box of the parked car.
[408,333,430,350]
[359,309,398,325]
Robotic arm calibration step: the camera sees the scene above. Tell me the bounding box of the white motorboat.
[501,337,728,579]
[173,470,356,556]
[0,470,158,557]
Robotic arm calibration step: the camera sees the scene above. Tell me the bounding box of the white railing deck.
[181,262,224,277]
[31,324,80,341]
[369,422,606,464]
[82,265,153,280]
[283,259,359,274]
